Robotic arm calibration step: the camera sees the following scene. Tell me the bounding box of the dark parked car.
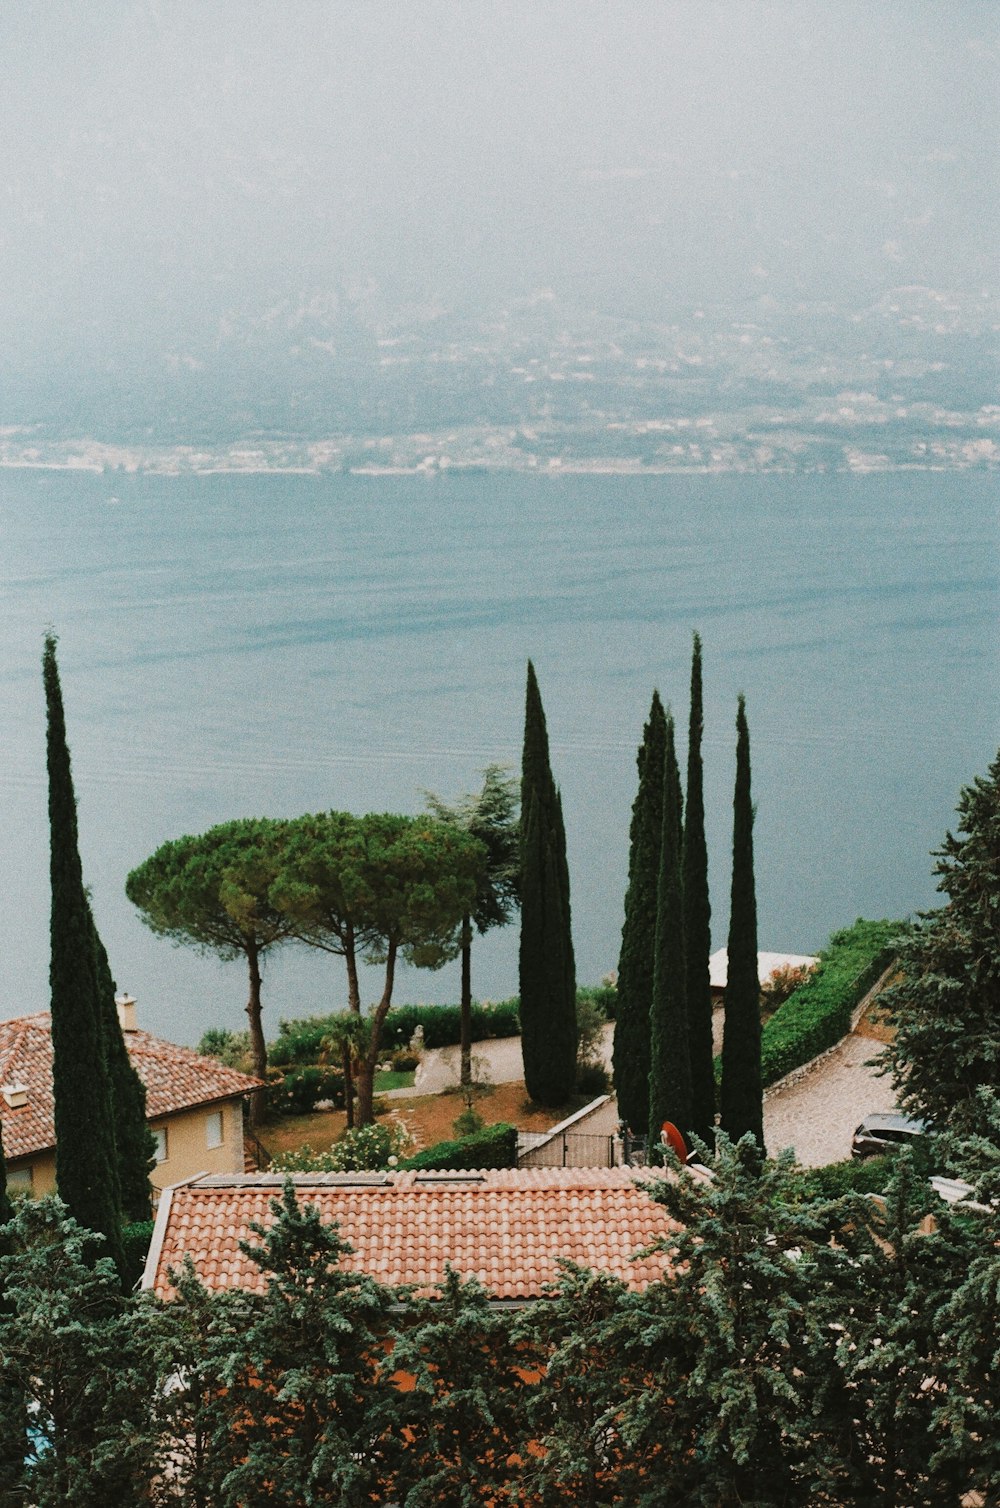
[851,1112,928,1160]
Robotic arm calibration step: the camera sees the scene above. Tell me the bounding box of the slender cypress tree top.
[648,712,692,1147]
[720,694,764,1154]
[683,632,715,1151]
[521,661,557,814]
[519,662,577,1106]
[44,634,125,1272]
[613,689,667,1133]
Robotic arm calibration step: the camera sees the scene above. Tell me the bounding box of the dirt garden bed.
[259,1080,591,1163]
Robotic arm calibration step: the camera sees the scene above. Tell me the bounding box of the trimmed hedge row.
[268,985,618,1067]
[402,1122,518,1171]
[759,918,899,1088]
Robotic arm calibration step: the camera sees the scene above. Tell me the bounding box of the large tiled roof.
[0,1013,262,1162]
[144,1168,685,1302]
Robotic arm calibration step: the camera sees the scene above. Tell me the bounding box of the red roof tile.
[0,1012,262,1162]
[145,1168,684,1302]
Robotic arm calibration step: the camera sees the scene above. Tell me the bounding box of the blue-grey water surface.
[1,468,996,1046]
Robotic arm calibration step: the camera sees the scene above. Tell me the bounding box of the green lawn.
[374,1068,416,1092]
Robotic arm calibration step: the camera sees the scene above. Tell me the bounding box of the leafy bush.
[266,1066,345,1117]
[758,919,899,1087]
[120,1219,155,1288]
[403,1122,518,1171]
[760,963,816,1013]
[197,1027,254,1072]
[380,999,523,1051]
[577,982,618,1021]
[271,1120,413,1172]
[452,1094,485,1138]
[576,1062,611,1097]
[268,1016,338,1068]
[391,1050,420,1073]
[787,1156,894,1204]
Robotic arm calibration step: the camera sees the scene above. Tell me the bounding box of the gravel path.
[763,1031,898,1167]
[409,1019,898,1169]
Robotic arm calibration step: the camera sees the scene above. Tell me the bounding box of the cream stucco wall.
[7,1096,246,1202]
[150,1097,246,1195]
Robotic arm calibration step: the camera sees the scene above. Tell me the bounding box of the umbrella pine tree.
[613,690,666,1133]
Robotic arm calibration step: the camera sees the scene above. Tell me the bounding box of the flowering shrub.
[271,1120,413,1173]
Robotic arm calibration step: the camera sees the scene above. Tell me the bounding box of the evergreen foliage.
[719,695,764,1153]
[424,765,520,1088]
[43,635,125,1275]
[0,1197,155,1506]
[210,1181,400,1506]
[683,633,715,1149]
[648,712,692,1148]
[390,1266,530,1505]
[92,930,154,1222]
[879,746,1000,1138]
[519,662,578,1105]
[613,689,665,1133]
[513,1262,637,1507]
[618,1137,845,1504]
[401,1122,518,1171]
[0,1120,11,1230]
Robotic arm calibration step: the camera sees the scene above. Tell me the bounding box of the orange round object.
[660,1121,689,1163]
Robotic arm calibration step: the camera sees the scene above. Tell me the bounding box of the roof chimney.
[116,993,138,1033]
[2,1083,28,1110]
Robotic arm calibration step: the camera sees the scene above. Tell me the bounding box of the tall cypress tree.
[683,633,715,1151]
[613,690,666,1134]
[519,662,578,1106]
[92,928,154,1223]
[648,713,692,1149]
[0,1119,11,1230]
[720,695,764,1154]
[43,634,125,1274]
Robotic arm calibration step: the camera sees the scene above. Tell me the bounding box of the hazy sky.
[2,0,996,368]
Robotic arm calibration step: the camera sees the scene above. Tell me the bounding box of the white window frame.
[7,1166,33,1190]
[153,1126,169,1164]
[205,1109,224,1150]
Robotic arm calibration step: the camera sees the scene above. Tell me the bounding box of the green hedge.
[121,1219,155,1289]
[266,986,614,1066]
[402,1122,518,1171]
[759,918,899,1087]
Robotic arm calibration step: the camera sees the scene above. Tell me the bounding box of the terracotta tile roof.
[0,1012,262,1162]
[144,1168,685,1302]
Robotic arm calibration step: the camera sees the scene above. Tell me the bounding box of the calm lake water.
[1,467,996,1046]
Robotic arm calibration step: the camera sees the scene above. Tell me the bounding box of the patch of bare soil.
[258,1080,586,1162]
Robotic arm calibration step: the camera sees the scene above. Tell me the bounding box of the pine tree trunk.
[355,942,397,1127]
[244,940,268,1126]
[341,1038,355,1130]
[460,914,473,1089]
[344,923,361,1015]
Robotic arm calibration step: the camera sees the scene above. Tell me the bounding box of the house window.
[153,1127,168,1163]
[205,1110,224,1150]
[7,1166,32,1191]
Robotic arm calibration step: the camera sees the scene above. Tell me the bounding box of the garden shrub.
[576,1062,611,1097]
[271,1120,413,1173]
[120,1219,155,1288]
[758,918,899,1087]
[266,1065,345,1117]
[577,982,618,1020]
[197,1027,254,1072]
[403,1122,518,1171]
